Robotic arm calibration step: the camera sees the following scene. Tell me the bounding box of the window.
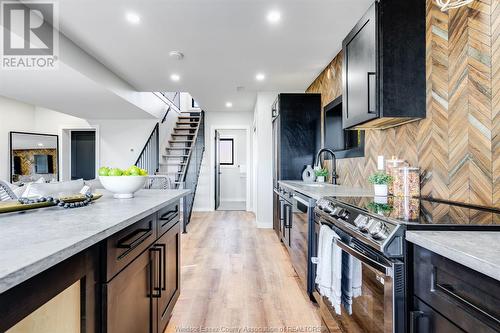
[219,138,234,165]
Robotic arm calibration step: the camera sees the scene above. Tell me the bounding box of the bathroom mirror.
[10,132,59,184]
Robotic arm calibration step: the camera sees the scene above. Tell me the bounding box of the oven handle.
[292,195,312,208]
[336,240,393,277]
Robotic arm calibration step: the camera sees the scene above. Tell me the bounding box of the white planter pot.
[374,184,388,196]
[316,176,325,183]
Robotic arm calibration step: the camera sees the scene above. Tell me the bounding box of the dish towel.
[313,224,342,314]
[314,225,334,299]
[341,253,363,314]
[328,235,343,315]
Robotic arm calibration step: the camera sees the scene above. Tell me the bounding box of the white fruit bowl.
[99,176,147,199]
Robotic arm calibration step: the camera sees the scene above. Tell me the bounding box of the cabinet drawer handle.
[160,209,178,227]
[435,282,500,326]
[150,247,162,298]
[409,311,424,333]
[367,72,376,114]
[117,226,152,250]
[157,244,166,291]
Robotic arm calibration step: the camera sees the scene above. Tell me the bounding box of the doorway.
[214,129,247,211]
[70,130,96,180]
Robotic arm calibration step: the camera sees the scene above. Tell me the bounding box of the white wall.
[192,111,253,212]
[253,92,278,228]
[219,129,247,202]
[0,95,158,181]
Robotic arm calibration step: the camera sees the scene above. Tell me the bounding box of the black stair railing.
[135,123,159,175]
[179,111,205,232]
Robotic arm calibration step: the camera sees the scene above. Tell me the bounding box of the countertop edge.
[278,180,373,199]
[406,231,500,281]
[0,190,190,294]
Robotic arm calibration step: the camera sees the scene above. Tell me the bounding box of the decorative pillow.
[22,179,85,198]
[84,179,104,192]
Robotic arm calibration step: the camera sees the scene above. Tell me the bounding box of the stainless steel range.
[313,196,500,333]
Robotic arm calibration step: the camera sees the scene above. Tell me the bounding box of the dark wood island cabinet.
[0,190,187,333]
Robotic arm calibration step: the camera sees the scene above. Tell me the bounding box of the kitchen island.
[0,189,190,333]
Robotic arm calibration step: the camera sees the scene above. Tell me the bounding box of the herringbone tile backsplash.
[307,0,499,214]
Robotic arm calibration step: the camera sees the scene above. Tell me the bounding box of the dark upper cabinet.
[342,0,426,130]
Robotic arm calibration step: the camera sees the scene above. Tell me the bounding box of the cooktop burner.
[332,196,500,226]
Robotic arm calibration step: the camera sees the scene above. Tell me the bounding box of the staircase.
[135,92,205,231]
[157,110,204,188]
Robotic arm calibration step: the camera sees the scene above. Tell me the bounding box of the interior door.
[156,222,181,333]
[214,130,221,210]
[71,131,96,180]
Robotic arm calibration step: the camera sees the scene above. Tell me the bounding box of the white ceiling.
[50,0,373,112]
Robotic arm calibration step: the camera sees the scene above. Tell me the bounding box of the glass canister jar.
[393,167,420,197]
[385,158,407,194]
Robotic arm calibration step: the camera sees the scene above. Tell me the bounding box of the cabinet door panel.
[106,248,156,333]
[157,222,181,332]
[343,3,377,129]
[412,297,462,333]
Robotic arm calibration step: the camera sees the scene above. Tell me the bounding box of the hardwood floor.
[165,211,321,332]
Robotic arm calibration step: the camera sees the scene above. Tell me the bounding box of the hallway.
[165,211,321,332]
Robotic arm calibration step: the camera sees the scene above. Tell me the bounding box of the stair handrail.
[134,123,159,175]
[155,92,181,113]
[178,111,205,230]
[178,112,204,184]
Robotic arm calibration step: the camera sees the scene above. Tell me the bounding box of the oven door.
[321,239,402,333]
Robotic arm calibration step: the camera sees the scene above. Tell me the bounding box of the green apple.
[98,167,110,176]
[123,170,131,176]
[128,165,141,176]
[139,168,148,176]
[109,168,123,176]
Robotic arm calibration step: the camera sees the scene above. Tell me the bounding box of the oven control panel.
[315,198,404,257]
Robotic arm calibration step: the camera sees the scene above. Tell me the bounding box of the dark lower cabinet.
[157,221,181,332]
[103,201,181,333]
[105,248,157,333]
[411,245,500,333]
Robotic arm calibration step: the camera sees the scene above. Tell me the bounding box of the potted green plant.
[368,172,393,196]
[315,168,329,183]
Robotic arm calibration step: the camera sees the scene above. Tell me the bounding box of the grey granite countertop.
[406,231,500,281]
[279,180,373,200]
[0,189,190,294]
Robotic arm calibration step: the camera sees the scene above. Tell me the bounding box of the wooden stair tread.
[166,147,191,150]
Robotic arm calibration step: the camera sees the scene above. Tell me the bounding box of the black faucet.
[315,148,339,185]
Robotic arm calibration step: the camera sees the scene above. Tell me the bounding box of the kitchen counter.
[0,189,190,294]
[279,180,373,200]
[406,231,500,281]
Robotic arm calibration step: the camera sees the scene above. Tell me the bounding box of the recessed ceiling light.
[125,12,140,24]
[256,73,266,81]
[37,143,44,147]
[170,74,180,82]
[267,10,281,23]
[225,102,233,108]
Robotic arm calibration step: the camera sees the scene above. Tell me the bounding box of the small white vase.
[374,184,388,196]
[316,176,325,183]
[302,165,316,183]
